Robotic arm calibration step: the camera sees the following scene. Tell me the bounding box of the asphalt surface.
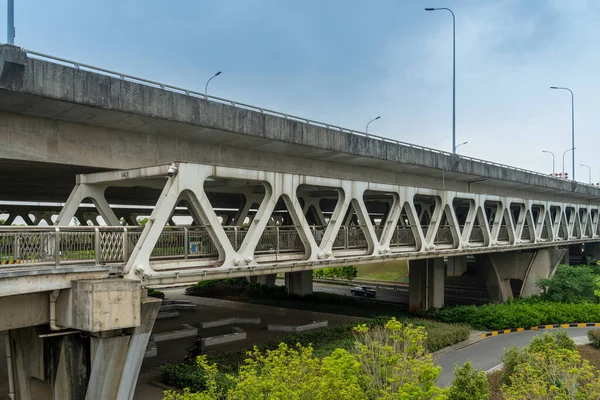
[312,281,408,303]
[434,327,594,387]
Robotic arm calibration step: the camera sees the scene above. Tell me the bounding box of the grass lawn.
[356,260,409,282]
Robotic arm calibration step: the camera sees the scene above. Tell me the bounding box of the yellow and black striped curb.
[481,323,600,339]
[0,259,21,265]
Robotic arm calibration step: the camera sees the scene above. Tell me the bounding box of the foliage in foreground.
[426,298,600,330]
[163,319,450,400]
[447,361,490,400]
[161,316,470,391]
[500,330,600,399]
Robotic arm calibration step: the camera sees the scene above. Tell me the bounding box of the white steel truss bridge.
[0,162,598,287]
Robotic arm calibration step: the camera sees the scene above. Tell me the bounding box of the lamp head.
[425,8,435,11]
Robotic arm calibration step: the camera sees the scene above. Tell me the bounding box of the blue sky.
[4,0,600,181]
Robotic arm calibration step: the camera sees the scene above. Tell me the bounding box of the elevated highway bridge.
[0,44,599,399]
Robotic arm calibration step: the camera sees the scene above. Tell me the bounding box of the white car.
[350,286,376,298]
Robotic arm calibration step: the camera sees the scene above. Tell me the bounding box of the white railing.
[20,48,600,189]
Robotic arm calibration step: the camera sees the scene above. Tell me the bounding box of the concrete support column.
[475,247,567,303]
[285,271,313,296]
[6,287,160,400]
[248,274,277,286]
[408,258,444,312]
[447,256,467,276]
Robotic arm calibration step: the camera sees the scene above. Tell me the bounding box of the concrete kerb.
[201,329,247,348]
[152,323,198,342]
[145,340,157,358]
[200,317,261,329]
[268,320,328,333]
[157,311,179,319]
[480,322,600,339]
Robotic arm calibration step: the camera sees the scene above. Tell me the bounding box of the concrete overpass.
[1,44,600,399]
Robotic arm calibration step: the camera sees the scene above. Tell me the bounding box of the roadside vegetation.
[424,262,600,331]
[162,322,600,400]
[162,317,469,399]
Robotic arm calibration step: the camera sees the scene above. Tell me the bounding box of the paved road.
[434,327,593,387]
[275,279,410,303]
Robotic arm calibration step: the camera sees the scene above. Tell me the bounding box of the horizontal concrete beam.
[201,331,246,347]
[152,324,197,342]
[199,317,261,329]
[267,320,328,333]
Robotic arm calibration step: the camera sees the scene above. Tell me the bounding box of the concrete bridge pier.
[408,258,444,312]
[248,274,277,286]
[3,281,160,400]
[475,247,567,302]
[285,271,313,296]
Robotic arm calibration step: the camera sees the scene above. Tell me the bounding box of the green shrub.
[448,361,490,400]
[185,278,249,297]
[147,288,165,300]
[422,321,471,353]
[428,299,600,330]
[589,328,600,349]
[161,363,209,392]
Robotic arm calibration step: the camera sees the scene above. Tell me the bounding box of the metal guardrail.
[19,48,600,189]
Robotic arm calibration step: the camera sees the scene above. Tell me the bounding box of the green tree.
[537,264,598,302]
[447,361,489,400]
[501,331,600,399]
[137,217,149,226]
[352,318,447,399]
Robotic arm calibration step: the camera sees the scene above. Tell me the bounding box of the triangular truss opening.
[150,195,220,260]
[390,203,419,250]
[510,203,522,230]
[414,195,439,239]
[256,196,306,260]
[452,198,472,235]
[363,190,395,242]
[558,213,569,240]
[337,201,369,251]
[573,211,582,239]
[520,211,534,242]
[297,185,339,247]
[498,209,512,243]
[540,212,552,241]
[434,206,459,248]
[581,210,593,238]
[468,212,486,244]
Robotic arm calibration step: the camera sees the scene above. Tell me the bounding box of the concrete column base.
[7,294,161,400]
[285,271,313,296]
[408,258,444,312]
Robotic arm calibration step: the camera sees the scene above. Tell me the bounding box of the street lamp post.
[542,150,555,175]
[366,116,381,134]
[205,71,222,96]
[550,87,575,180]
[7,0,15,45]
[425,7,456,153]
[455,141,467,153]
[580,164,591,184]
[562,147,575,178]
